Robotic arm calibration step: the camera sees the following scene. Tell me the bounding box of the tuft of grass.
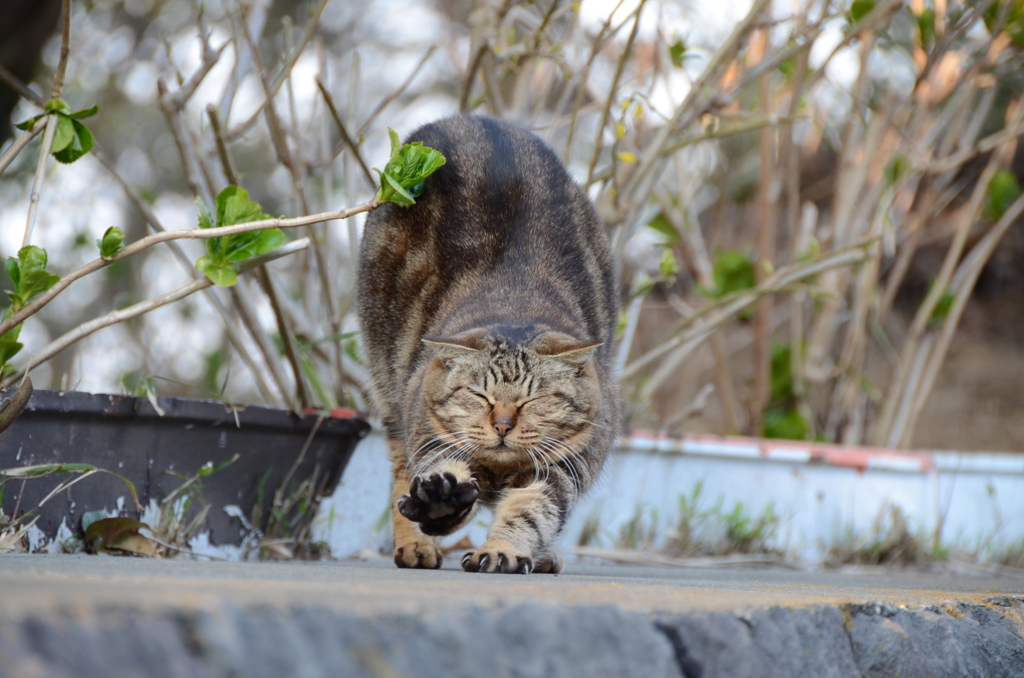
[825,503,933,567]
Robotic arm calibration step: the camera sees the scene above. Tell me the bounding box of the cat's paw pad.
[534,552,564,574]
[398,472,478,534]
[394,540,443,569]
[461,543,533,574]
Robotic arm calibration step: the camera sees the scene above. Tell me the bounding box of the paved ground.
[2,555,1024,677]
[2,554,1023,617]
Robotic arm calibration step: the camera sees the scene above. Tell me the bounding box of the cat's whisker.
[412,436,471,477]
[539,438,582,503]
[582,419,611,431]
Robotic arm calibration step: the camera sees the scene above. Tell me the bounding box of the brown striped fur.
[358,115,620,574]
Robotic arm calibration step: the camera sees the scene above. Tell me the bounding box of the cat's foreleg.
[397,457,479,536]
[462,479,568,575]
[389,439,449,569]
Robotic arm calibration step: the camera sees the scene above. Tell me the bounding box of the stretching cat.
[358,115,620,574]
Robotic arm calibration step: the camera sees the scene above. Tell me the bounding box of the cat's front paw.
[397,472,478,536]
[394,539,443,569]
[461,539,533,574]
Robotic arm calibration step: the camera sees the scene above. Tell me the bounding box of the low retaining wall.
[3,596,1023,677]
[315,432,1024,563]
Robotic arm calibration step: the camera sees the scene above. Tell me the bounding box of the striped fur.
[358,115,620,574]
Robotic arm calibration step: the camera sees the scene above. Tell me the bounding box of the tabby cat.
[358,115,620,574]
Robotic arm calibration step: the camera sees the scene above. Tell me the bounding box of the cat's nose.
[493,418,514,436]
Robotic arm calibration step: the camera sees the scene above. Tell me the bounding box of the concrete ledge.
[2,557,1023,678]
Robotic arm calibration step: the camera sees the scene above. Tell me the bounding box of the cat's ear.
[422,328,487,352]
[533,332,601,367]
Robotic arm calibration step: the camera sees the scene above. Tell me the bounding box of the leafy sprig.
[374,128,446,208]
[16,98,98,165]
[195,186,285,287]
[1,246,62,377]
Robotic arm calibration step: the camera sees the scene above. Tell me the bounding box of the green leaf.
[0,323,23,368]
[196,196,214,230]
[658,248,679,278]
[50,115,75,154]
[375,128,446,208]
[5,246,60,310]
[52,119,93,164]
[646,212,680,246]
[763,408,808,440]
[985,169,1021,222]
[44,98,71,115]
[97,227,125,260]
[884,155,908,188]
[196,257,239,287]
[847,0,876,26]
[69,104,99,120]
[197,187,280,279]
[382,172,417,208]
[217,186,269,227]
[223,227,285,263]
[14,113,44,132]
[669,36,689,67]
[915,7,936,49]
[708,250,756,297]
[770,343,794,403]
[927,289,956,328]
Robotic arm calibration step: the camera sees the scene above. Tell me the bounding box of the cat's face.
[416,330,601,470]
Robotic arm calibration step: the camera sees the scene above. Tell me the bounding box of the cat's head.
[415,327,603,468]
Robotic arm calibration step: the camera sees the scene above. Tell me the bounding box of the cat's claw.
[398,472,478,536]
[462,545,533,574]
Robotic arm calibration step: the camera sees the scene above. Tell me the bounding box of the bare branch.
[8,239,312,388]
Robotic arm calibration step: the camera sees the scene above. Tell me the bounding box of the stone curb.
[1,596,1022,678]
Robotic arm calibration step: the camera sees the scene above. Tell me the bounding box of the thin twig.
[316,77,374,188]
[255,266,310,409]
[50,0,72,100]
[0,120,44,175]
[0,63,46,108]
[23,115,58,247]
[206,105,239,185]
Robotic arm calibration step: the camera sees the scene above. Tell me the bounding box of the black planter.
[0,390,370,547]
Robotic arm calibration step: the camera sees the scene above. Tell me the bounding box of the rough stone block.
[655,606,861,678]
[848,597,1024,678]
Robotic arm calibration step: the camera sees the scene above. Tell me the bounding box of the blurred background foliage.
[3,0,1024,451]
